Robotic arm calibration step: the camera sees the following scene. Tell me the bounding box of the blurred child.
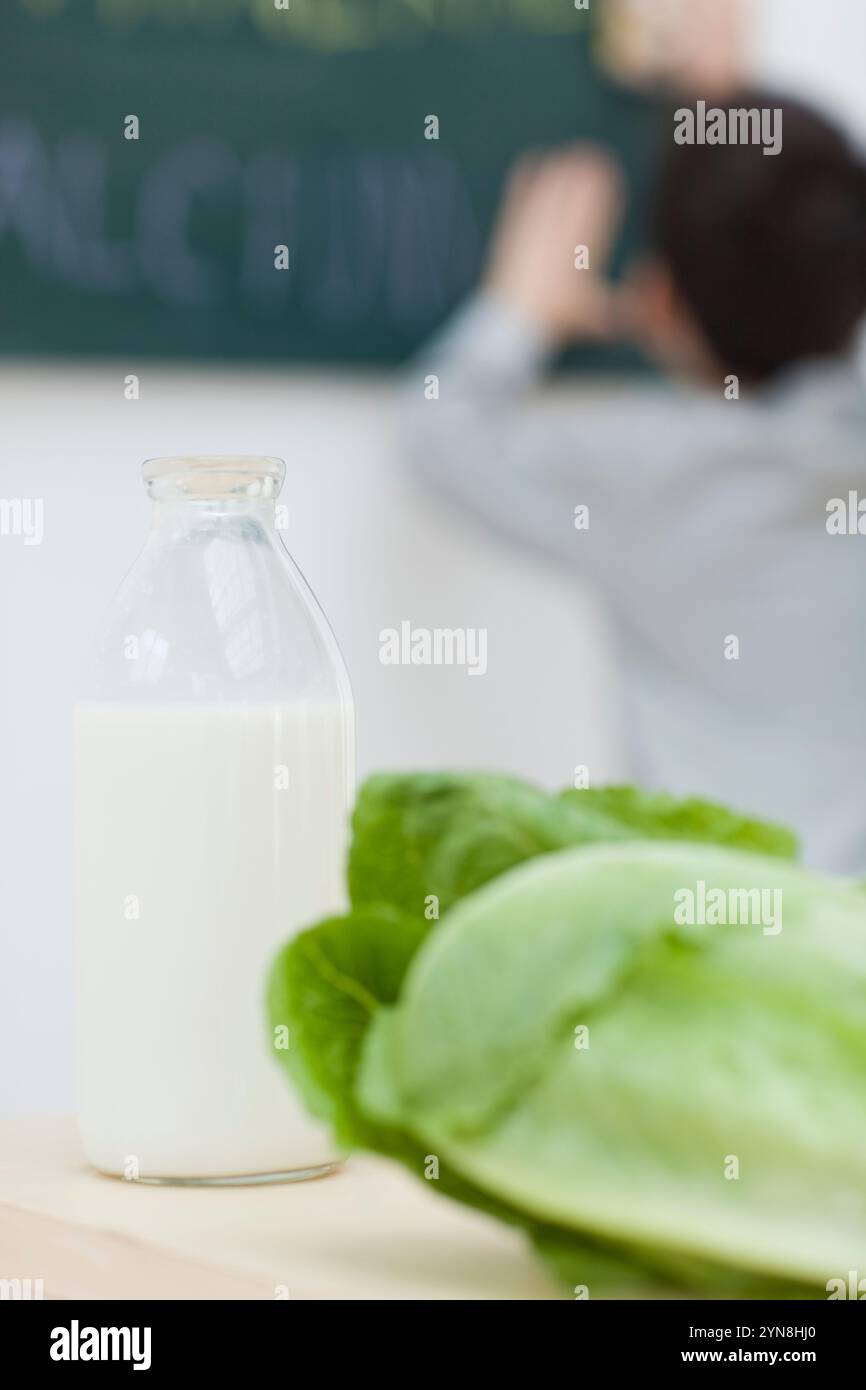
[400,91,866,871]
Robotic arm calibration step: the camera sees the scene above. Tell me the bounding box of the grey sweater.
[400,293,866,873]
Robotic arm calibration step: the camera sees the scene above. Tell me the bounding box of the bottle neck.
[149,497,277,538]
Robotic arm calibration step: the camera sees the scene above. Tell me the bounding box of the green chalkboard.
[0,0,660,365]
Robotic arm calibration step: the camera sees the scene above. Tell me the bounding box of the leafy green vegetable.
[348,772,796,917]
[267,906,428,1157]
[347,771,632,918]
[275,773,796,1148]
[560,784,799,859]
[267,902,656,1288]
[268,772,811,1296]
[359,842,866,1293]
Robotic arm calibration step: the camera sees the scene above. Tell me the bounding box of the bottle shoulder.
[82,526,353,706]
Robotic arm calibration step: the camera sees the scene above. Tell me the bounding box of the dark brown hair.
[654,90,866,382]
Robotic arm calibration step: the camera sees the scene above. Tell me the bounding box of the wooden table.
[0,1118,560,1300]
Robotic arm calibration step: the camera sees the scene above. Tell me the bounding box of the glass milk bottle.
[75,456,354,1183]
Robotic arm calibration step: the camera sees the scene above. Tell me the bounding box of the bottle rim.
[142,455,285,499]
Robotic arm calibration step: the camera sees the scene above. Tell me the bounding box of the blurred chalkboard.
[0,0,659,365]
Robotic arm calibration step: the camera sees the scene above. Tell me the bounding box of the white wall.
[744,0,866,144]
[0,366,618,1115]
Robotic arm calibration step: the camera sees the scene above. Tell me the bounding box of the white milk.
[75,700,353,1180]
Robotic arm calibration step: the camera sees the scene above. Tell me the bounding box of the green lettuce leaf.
[358,842,866,1295]
[267,906,428,1158]
[347,771,658,918]
[276,773,796,1141]
[268,774,805,1295]
[349,773,797,920]
[559,784,799,859]
[267,901,659,1292]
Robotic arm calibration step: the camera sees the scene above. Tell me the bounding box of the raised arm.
[399,149,633,571]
